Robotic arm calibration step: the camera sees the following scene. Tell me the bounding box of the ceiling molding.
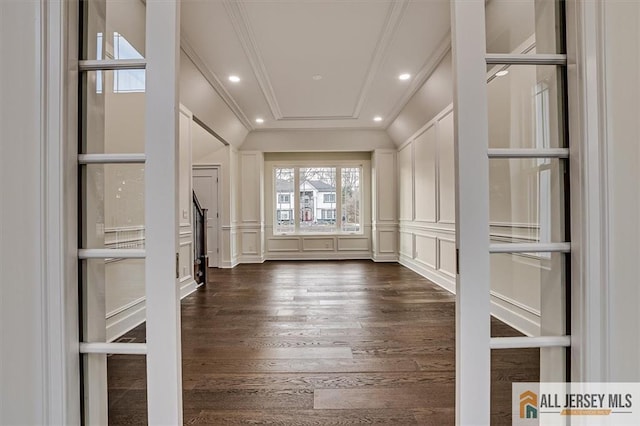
[181,35,254,131]
[223,0,284,120]
[383,33,452,128]
[223,0,408,123]
[350,0,409,119]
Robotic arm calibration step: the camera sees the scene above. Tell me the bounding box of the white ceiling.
[181,0,451,131]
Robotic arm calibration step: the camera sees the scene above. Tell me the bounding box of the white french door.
[451,0,571,423]
[78,0,183,424]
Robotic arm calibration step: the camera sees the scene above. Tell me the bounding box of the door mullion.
[451,0,492,424]
[145,0,183,423]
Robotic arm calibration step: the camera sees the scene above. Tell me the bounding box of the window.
[278,194,290,204]
[273,166,362,234]
[274,168,295,233]
[321,209,336,220]
[341,167,361,232]
[95,32,145,94]
[113,32,145,93]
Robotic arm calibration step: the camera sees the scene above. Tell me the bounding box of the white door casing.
[193,167,220,268]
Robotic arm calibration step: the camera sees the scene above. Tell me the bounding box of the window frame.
[272,163,363,236]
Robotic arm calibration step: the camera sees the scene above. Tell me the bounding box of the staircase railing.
[193,191,208,285]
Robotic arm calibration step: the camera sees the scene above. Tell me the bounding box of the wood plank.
[107,260,540,426]
[313,386,454,410]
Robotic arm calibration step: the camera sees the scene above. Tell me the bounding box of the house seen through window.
[274,166,361,234]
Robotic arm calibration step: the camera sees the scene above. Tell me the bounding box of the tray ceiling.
[181,0,450,130]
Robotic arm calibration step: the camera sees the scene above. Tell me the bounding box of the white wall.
[372,150,399,262]
[180,50,249,148]
[394,3,566,340]
[397,107,458,292]
[0,2,48,423]
[387,51,453,146]
[241,129,394,152]
[238,151,266,262]
[602,0,640,381]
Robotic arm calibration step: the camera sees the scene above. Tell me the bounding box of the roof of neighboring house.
[307,180,335,192]
[275,179,294,192]
[276,179,336,192]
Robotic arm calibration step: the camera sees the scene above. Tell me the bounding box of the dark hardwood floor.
[107,260,538,425]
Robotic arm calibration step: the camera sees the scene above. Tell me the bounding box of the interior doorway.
[193,166,220,268]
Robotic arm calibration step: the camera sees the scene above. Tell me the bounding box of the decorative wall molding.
[105,279,197,343]
[490,291,540,337]
[399,254,456,293]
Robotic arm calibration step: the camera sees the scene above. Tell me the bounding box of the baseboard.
[490,292,540,337]
[399,254,456,293]
[106,299,146,342]
[106,279,198,342]
[221,257,240,268]
[372,253,399,262]
[237,254,266,264]
[399,255,540,336]
[180,278,198,299]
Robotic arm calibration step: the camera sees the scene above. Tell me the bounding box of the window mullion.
[294,167,300,234]
[336,167,342,232]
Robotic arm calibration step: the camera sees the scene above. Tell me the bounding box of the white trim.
[78,249,146,259]
[80,343,147,355]
[78,153,146,164]
[180,38,252,130]
[385,35,452,128]
[451,0,492,423]
[490,292,540,337]
[399,254,456,294]
[105,279,197,343]
[43,0,81,423]
[145,0,183,422]
[487,148,569,159]
[489,242,571,253]
[565,0,609,382]
[490,336,571,349]
[106,299,146,343]
[485,53,567,65]
[78,59,146,71]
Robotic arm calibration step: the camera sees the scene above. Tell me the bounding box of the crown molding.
[180,35,254,131]
[224,0,408,123]
[383,33,452,128]
[223,0,283,119]
[351,0,409,119]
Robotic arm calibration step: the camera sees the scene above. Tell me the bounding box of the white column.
[450,0,491,424]
[145,0,183,424]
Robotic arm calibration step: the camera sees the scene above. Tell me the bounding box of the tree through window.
[273,166,362,234]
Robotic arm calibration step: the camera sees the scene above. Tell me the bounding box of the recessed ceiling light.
[398,73,411,81]
[228,75,241,83]
[312,74,323,81]
[495,70,509,77]
[255,118,264,124]
[374,116,383,122]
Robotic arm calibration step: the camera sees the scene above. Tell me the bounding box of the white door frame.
[193,164,223,269]
[35,0,611,422]
[451,0,573,423]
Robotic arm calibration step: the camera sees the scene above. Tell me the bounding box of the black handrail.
[193,191,208,285]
